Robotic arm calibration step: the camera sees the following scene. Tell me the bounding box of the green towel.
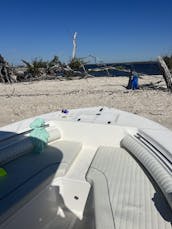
[29,118,49,153]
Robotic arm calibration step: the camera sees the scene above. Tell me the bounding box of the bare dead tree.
[72,32,77,60]
[0,54,17,83]
[158,56,172,91]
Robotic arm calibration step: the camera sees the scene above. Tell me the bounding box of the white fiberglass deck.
[0,107,172,229]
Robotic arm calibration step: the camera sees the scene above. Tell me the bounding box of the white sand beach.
[0,75,172,129]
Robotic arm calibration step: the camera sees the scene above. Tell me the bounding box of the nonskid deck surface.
[87,146,172,229]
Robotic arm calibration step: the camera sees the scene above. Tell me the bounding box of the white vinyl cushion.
[121,135,172,211]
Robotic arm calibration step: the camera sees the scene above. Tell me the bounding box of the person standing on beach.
[127,69,133,89]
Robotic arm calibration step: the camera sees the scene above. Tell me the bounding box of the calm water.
[85,61,161,77]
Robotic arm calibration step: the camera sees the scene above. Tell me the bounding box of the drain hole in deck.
[74,196,79,200]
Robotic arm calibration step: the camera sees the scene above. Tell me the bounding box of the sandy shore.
[0,75,172,129]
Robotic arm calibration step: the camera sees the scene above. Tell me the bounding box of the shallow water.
[85,62,160,76]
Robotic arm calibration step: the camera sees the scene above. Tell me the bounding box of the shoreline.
[0,75,172,129]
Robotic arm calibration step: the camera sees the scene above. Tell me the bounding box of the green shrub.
[115,65,125,70]
[22,58,48,77]
[69,58,85,70]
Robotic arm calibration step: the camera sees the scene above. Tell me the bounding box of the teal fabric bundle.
[29,118,49,153]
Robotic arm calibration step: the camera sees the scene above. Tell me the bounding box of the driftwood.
[20,60,90,81]
[0,53,130,83]
[158,56,172,91]
[1,53,171,89]
[0,54,9,83]
[0,54,17,83]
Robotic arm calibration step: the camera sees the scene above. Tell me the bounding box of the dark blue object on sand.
[132,74,139,90]
[62,109,69,114]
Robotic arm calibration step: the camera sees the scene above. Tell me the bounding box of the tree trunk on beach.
[72,32,77,60]
[0,54,16,83]
[158,56,172,91]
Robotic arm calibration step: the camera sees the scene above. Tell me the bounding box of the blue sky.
[0,0,172,64]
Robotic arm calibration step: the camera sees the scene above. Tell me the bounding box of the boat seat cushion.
[87,146,172,229]
[121,135,172,211]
